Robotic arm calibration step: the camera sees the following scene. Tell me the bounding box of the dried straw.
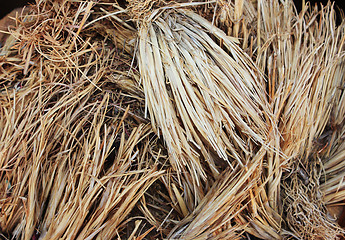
[1,0,345,239]
[135,6,274,193]
[0,1,164,239]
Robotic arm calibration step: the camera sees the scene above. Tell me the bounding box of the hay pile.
[1,0,345,239]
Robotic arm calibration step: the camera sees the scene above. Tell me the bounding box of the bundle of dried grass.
[134,4,274,195]
[167,148,266,239]
[0,0,165,239]
[254,1,345,238]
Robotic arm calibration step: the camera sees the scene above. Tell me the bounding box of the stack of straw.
[1,0,345,239]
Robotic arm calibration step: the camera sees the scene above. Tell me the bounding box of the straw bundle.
[1,0,345,239]
[0,1,164,239]
[135,6,274,190]
[254,2,345,238]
